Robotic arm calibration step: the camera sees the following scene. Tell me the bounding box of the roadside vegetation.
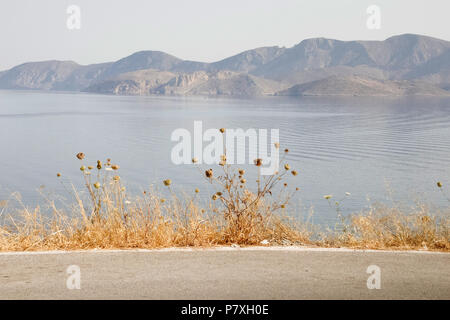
[0,141,448,252]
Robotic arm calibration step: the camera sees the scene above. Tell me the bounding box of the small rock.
[260,240,269,245]
[281,239,293,246]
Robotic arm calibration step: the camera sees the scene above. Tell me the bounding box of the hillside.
[1,34,449,97]
[276,75,450,97]
[85,70,285,97]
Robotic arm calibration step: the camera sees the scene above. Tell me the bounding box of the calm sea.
[1,90,449,225]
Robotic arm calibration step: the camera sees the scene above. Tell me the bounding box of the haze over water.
[1,90,449,225]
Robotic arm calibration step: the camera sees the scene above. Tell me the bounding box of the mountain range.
[1,34,450,97]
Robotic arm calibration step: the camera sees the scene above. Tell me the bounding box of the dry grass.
[319,204,450,251]
[0,149,448,252]
[0,190,311,251]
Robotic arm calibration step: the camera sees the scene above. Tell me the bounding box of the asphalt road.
[0,247,448,299]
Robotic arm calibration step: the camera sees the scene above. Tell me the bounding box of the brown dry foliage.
[0,152,448,252]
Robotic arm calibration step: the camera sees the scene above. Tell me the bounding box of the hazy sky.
[0,0,449,70]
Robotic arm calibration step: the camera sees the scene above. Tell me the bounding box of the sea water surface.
[1,90,450,225]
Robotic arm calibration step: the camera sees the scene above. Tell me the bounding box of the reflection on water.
[1,90,449,225]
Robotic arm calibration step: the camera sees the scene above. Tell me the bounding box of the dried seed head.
[195,188,199,193]
[80,166,86,171]
[88,166,94,170]
[205,169,213,178]
[281,204,285,209]
[284,148,289,153]
[240,179,246,184]
[254,158,263,166]
[97,161,102,170]
[216,191,223,196]
[192,157,198,164]
[238,169,245,175]
[219,128,225,133]
[111,164,120,170]
[56,173,61,177]
[93,182,101,189]
[113,175,120,181]
[161,199,166,203]
[324,195,333,200]
[437,182,443,188]
[76,152,85,160]
[291,170,298,176]
[284,164,290,170]
[219,160,226,166]
[163,179,172,186]
[274,142,280,149]
[212,194,218,201]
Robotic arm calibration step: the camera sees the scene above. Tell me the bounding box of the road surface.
[0,247,448,299]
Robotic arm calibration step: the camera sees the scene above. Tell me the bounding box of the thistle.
[76,152,85,160]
